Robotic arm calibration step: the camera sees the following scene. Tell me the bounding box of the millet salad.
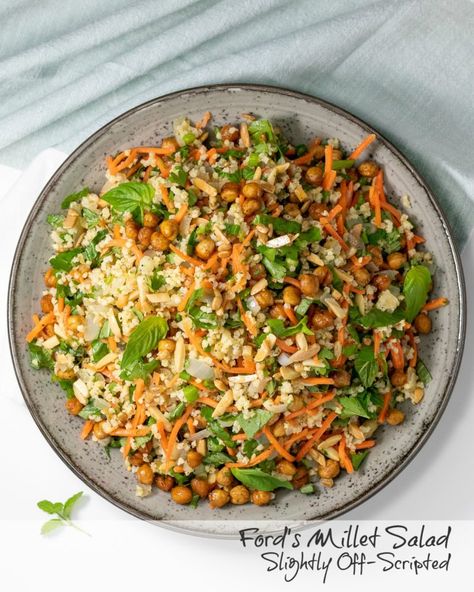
[27,112,448,508]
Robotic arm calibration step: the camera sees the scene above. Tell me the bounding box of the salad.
[27,112,447,508]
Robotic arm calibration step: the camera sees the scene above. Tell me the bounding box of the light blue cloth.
[1,0,473,246]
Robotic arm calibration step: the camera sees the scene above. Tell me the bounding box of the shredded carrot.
[187,418,196,435]
[375,169,386,202]
[106,155,115,174]
[113,224,121,240]
[285,392,335,421]
[422,297,448,312]
[263,426,295,462]
[300,377,335,386]
[169,244,204,267]
[374,331,381,357]
[380,201,401,224]
[408,330,417,368]
[320,218,350,251]
[57,297,65,313]
[284,306,299,326]
[131,244,144,261]
[156,421,168,450]
[283,428,313,450]
[178,279,195,312]
[206,147,218,164]
[174,203,188,223]
[232,433,249,442]
[276,338,298,354]
[378,392,391,424]
[166,404,194,460]
[283,276,301,289]
[237,297,257,336]
[295,411,338,461]
[159,184,174,212]
[203,253,219,272]
[349,133,376,160]
[197,397,218,408]
[26,312,55,342]
[338,434,354,473]
[111,427,151,438]
[226,446,274,469]
[196,111,211,129]
[142,165,152,182]
[107,336,117,352]
[322,169,337,191]
[355,439,376,450]
[373,181,382,227]
[326,204,343,221]
[132,146,175,156]
[291,139,322,166]
[390,340,404,369]
[80,420,94,440]
[351,255,372,269]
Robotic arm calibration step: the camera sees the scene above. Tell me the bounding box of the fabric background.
[0,0,473,246]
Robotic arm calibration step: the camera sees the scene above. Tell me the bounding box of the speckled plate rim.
[8,83,466,539]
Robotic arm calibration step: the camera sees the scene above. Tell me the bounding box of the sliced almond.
[307,253,325,266]
[211,390,234,418]
[240,122,250,147]
[174,335,185,374]
[148,405,172,431]
[250,278,268,296]
[317,434,342,450]
[64,208,79,229]
[92,352,118,370]
[193,177,217,197]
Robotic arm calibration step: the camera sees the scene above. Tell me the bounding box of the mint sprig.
[37,491,88,535]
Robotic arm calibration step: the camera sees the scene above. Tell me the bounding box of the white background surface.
[0,152,472,590]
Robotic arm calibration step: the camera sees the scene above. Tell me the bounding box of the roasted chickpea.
[220,124,240,142]
[305,166,324,186]
[195,237,216,260]
[299,274,319,297]
[155,474,175,492]
[353,267,371,287]
[56,368,76,380]
[332,149,343,161]
[332,369,351,387]
[40,294,54,313]
[288,395,304,412]
[414,313,432,334]
[270,304,286,319]
[242,182,263,200]
[358,160,379,178]
[150,231,169,251]
[129,451,144,467]
[249,263,266,280]
[241,198,261,216]
[311,309,334,330]
[283,285,301,306]
[390,370,407,387]
[277,460,297,476]
[209,488,230,508]
[158,338,176,357]
[314,265,332,286]
[309,202,327,220]
[162,136,180,152]
[272,419,286,438]
[159,219,179,241]
[137,226,153,248]
[186,450,203,468]
[93,421,107,440]
[292,466,309,489]
[141,211,158,228]
[65,397,83,416]
[367,246,383,267]
[230,485,250,505]
[137,463,154,485]
[221,182,240,203]
[318,459,340,479]
[284,203,301,217]
[171,485,193,505]
[216,467,234,488]
[255,289,274,309]
[70,263,90,283]
[44,268,57,288]
[311,144,326,160]
[124,219,139,240]
[67,315,83,332]
[191,477,210,498]
[387,408,405,425]
[373,274,392,291]
[251,490,272,506]
[387,252,407,270]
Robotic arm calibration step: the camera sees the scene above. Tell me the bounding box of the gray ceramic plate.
[8,84,465,537]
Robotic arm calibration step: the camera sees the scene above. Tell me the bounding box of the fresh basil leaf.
[91,339,109,363]
[47,214,64,228]
[78,402,103,420]
[61,187,89,209]
[207,419,236,448]
[62,491,83,519]
[82,207,100,227]
[169,402,186,420]
[416,359,432,384]
[28,342,54,370]
[186,227,198,255]
[319,347,335,360]
[351,450,370,471]
[267,316,313,338]
[187,188,198,206]
[120,316,168,370]
[248,119,276,143]
[296,227,321,246]
[236,409,273,438]
[403,265,431,322]
[207,435,225,452]
[338,396,371,419]
[261,256,287,281]
[203,452,233,466]
[169,468,190,485]
[168,166,188,187]
[231,467,293,491]
[119,359,159,381]
[82,229,108,267]
[101,182,154,225]
[133,432,154,448]
[149,271,165,292]
[359,307,405,329]
[188,307,218,329]
[243,438,259,457]
[253,214,301,235]
[225,223,241,236]
[354,346,378,387]
[49,248,82,272]
[52,375,75,398]
[342,344,358,356]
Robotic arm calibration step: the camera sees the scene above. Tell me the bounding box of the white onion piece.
[187,358,214,380]
[246,296,261,314]
[263,402,288,413]
[266,234,292,248]
[84,315,100,341]
[188,429,211,441]
[277,352,291,367]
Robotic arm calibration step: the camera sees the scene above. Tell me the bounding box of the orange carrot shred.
[349,134,376,160]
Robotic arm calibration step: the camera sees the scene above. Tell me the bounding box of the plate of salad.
[8,84,465,536]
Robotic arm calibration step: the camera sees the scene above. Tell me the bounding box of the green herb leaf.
[416,359,432,384]
[206,419,236,449]
[338,396,370,419]
[91,338,109,363]
[82,207,100,227]
[49,248,82,272]
[47,214,64,228]
[267,316,313,338]
[101,182,154,225]
[61,187,89,209]
[332,159,355,170]
[78,401,103,420]
[169,166,188,187]
[236,409,273,438]
[224,223,241,236]
[351,450,370,470]
[403,265,431,322]
[169,402,186,420]
[359,307,405,328]
[62,491,83,519]
[120,316,168,370]
[182,384,199,402]
[203,452,233,466]
[231,467,293,491]
[354,346,378,387]
[28,342,54,370]
[149,271,165,292]
[253,214,301,235]
[41,518,63,535]
[119,359,159,381]
[295,298,314,316]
